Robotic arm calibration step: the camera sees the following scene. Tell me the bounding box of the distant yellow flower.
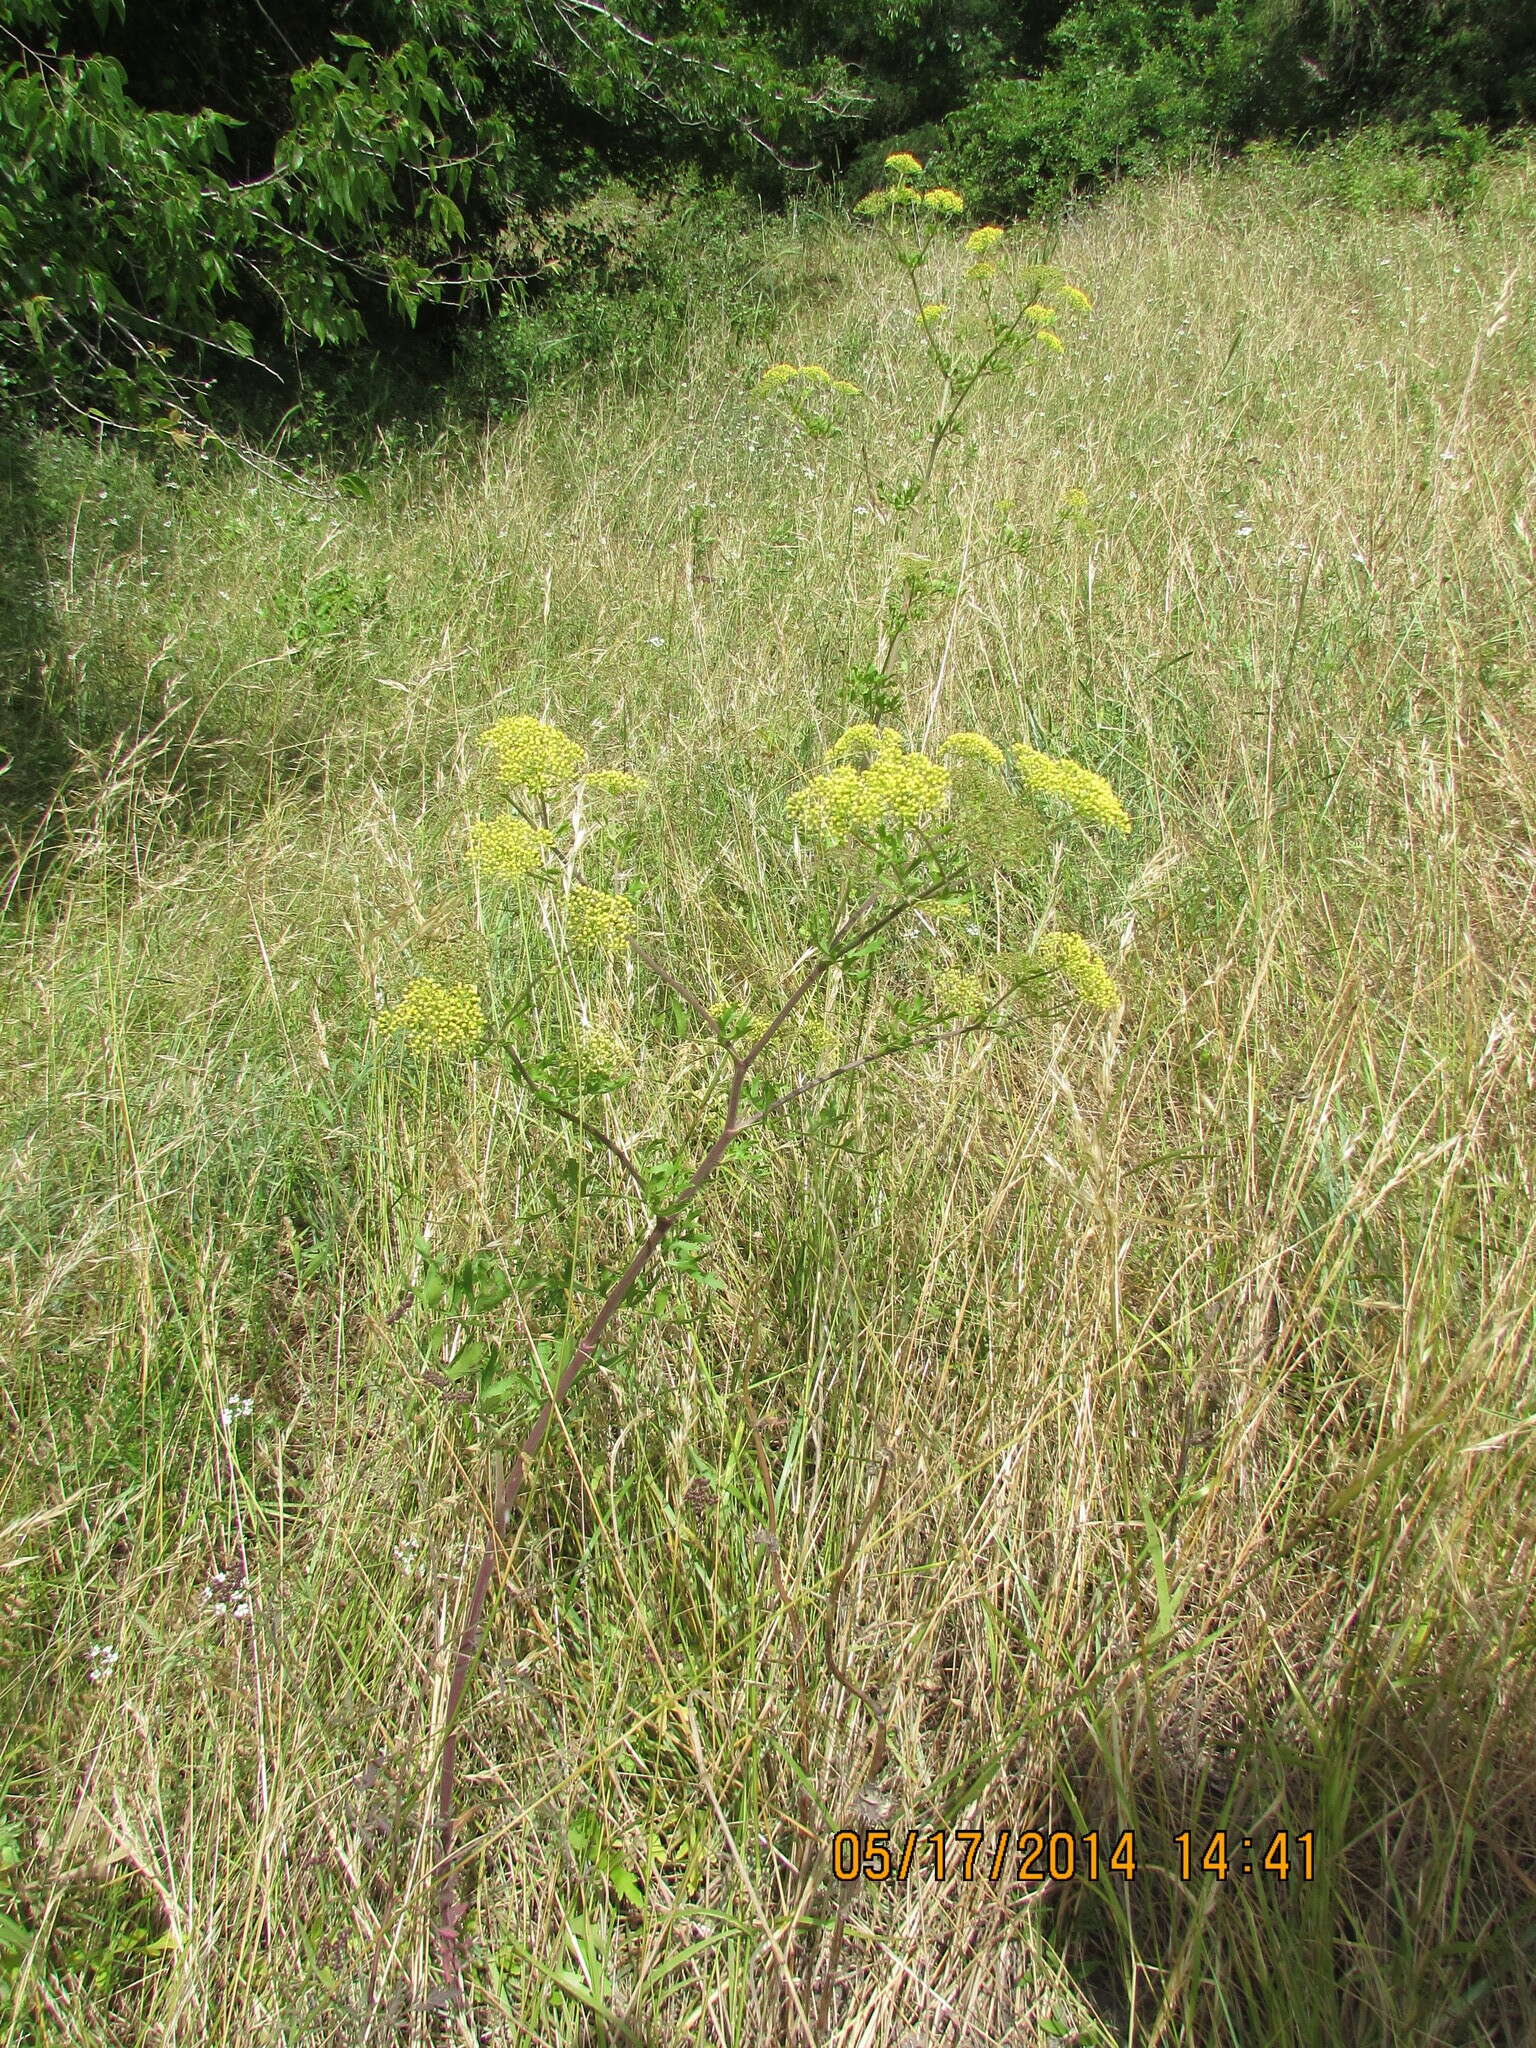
[885,152,924,176]
[966,260,998,283]
[480,715,585,798]
[582,769,647,796]
[1034,330,1065,354]
[576,1026,634,1072]
[790,1015,838,1061]
[1059,282,1093,312]
[921,187,965,214]
[916,302,948,328]
[565,886,637,953]
[760,363,860,399]
[940,731,1006,768]
[464,815,552,882]
[855,185,923,215]
[828,724,906,765]
[377,977,485,1055]
[932,969,989,1019]
[1011,743,1131,834]
[965,225,1005,254]
[1023,302,1057,325]
[1034,932,1120,1013]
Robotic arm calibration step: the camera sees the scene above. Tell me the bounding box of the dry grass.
[3,148,1536,2045]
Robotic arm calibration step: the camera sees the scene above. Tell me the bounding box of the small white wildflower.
[220,1396,253,1426]
[647,635,665,647]
[393,1539,423,1578]
[87,1643,119,1682]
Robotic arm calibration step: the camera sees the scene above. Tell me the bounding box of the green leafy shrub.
[940,0,1264,219]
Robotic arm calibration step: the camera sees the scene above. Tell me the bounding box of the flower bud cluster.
[1034,932,1120,1012]
[480,715,586,797]
[1011,743,1132,835]
[464,815,553,882]
[378,977,486,1054]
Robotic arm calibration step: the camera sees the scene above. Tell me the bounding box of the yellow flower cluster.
[855,184,924,214]
[966,261,998,283]
[828,724,905,764]
[932,969,989,1019]
[966,225,1005,254]
[464,815,552,882]
[480,715,585,798]
[790,1015,839,1061]
[1034,932,1120,1013]
[940,730,1006,768]
[1011,743,1131,835]
[1023,302,1057,326]
[885,152,924,175]
[759,362,861,397]
[577,1026,634,1071]
[915,302,948,327]
[566,885,637,953]
[377,977,485,1054]
[1059,283,1094,312]
[787,729,951,845]
[583,769,648,797]
[922,187,965,214]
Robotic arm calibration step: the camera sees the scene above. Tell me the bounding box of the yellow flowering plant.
[378,180,1130,1998]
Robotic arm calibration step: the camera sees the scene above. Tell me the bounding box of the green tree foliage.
[937,0,1535,223]
[0,0,859,422]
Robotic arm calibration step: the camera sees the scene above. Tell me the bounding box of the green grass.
[3,149,1536,2044]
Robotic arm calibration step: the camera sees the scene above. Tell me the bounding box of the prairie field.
[3,151,1536,2045]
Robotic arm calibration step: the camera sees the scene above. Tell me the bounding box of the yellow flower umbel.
[1034,932,1120,1013]
[884,152,923,177]
[480,715,585,798]
[787,728,951,846]
[582,769,648,797]
[921,187,965,214]
[464,815,552,882]
[932,969,989,1019]
[915,302,948,328]
[1011,743,1131,835]
[759,363,861,400]
[940,731,1006,769]
[377,978,485,1055]
[565,886,637,954]
[965,224,1004,254]
[576,1026,634,1073]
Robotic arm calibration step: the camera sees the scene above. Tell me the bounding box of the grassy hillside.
[3,149,1536,2045]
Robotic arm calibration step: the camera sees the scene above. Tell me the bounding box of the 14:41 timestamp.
[1177,1831,1315,1881]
